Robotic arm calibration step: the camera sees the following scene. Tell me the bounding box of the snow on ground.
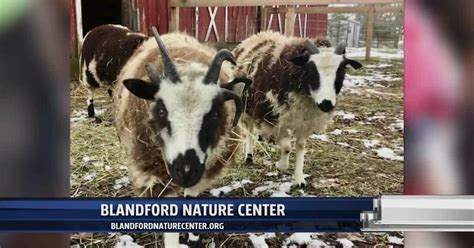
[283,233,328,247]
[363,139,380,148]
[251,178,300,197]
[365,63,392,68]
[71,108,105,126]
[346,47,403,59]
[337,238,355,247]
[375,147,403,161]
[209,179,252,196]
[312,178,339,189]
[345,73,402,87]
[309,134,329,142]
[387,235,404,245]
[329,129,342,135]
[113,176,130,190]
[114,235,143,248]
[335,111,355,120]
[248,233,271,248]
[389,119,404,131]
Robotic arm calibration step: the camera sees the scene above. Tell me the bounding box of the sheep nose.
[318,100,334,112]
[169,150,205,188]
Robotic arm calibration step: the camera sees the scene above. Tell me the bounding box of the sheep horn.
[221,88,242,127]
[304,40,320,54]
[335,41,347,55]
[151,26,180,82]
[203,49,236,85]
[145,63,161,84]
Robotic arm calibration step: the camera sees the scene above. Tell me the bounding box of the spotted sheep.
[114,27,249,247]
[81,24,148,119]
[234,31,362,187]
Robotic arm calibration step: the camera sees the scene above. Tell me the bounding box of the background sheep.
[81,24,147,119]
[234,31,362,187]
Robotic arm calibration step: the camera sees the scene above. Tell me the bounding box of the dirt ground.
[70,54,404,247]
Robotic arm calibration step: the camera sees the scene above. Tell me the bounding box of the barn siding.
[70,0,77,56]
[70,0,329,55]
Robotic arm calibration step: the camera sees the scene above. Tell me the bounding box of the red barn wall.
[70,0,329,56]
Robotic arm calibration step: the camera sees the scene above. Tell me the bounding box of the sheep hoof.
[293,177,307,188]
[94,117,102,124]
[245,154,253,165]
[296,182,307,188]
[275,161,289,171]
[87,104,95,118]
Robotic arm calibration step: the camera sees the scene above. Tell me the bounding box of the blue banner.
[0,198,373,232]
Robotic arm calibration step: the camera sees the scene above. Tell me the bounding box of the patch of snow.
[248,234,268,248]
[92,161,104,167]
[309,134,329,142]
[346,47,403,59]
[83,173,96,181]
[312,178,339,188]
[335,111,355,120]
[363,139,380,148]
[390,119,404,131]
[252,177,296,197]
[368,115,386,121]
[375,148,403,161]
[346,129,358,134]
[365,63,392,69]
[284,233,327,247]
[210,179,253,196]
[114,235,143,248]
[329,129,342,135]
[82,156,94,163]
[387,235,404,245]
[337,238,354,247]
[337,142,350,147]
[266,172,278,177]
[113,176,130,190]
[71,109,105,126]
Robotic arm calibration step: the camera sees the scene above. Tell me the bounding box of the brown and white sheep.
[233,31,362,187]
[114,27,248,247]
[81,24,148,118]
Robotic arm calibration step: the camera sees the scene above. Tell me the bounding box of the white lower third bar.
[361,195,474,232]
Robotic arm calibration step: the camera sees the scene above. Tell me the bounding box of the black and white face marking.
[292,41,362,112]
[123,26,243,188]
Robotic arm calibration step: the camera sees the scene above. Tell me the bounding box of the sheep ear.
[291,50,310,66]
[123,79,159,100]
[345,59,363,70]
[221,77,252,97]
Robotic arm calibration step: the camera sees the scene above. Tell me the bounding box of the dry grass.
[70,57,404,247]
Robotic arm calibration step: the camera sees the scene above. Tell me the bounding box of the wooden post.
[260,6,268,31]
[170,7,180,32]
[285,6,296,36]
[365,6,375,61]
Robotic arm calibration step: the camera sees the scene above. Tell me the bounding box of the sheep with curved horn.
[113,27,250,247]
[233,31,362,187]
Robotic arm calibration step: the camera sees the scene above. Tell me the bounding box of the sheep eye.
[157,108,167,118]
[212,111,219,120]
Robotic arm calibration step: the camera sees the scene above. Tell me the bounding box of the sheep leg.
[294,137,307,187]
[86,87,96,118]
[275,135,291,171]
[244,133,254,164]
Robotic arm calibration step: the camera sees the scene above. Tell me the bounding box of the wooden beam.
[170,7,180,32]
[267,5,403,14]
[260,6,268,31]
[365,6,375,61]
[285,6,296,36]
[170,0,403,7]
